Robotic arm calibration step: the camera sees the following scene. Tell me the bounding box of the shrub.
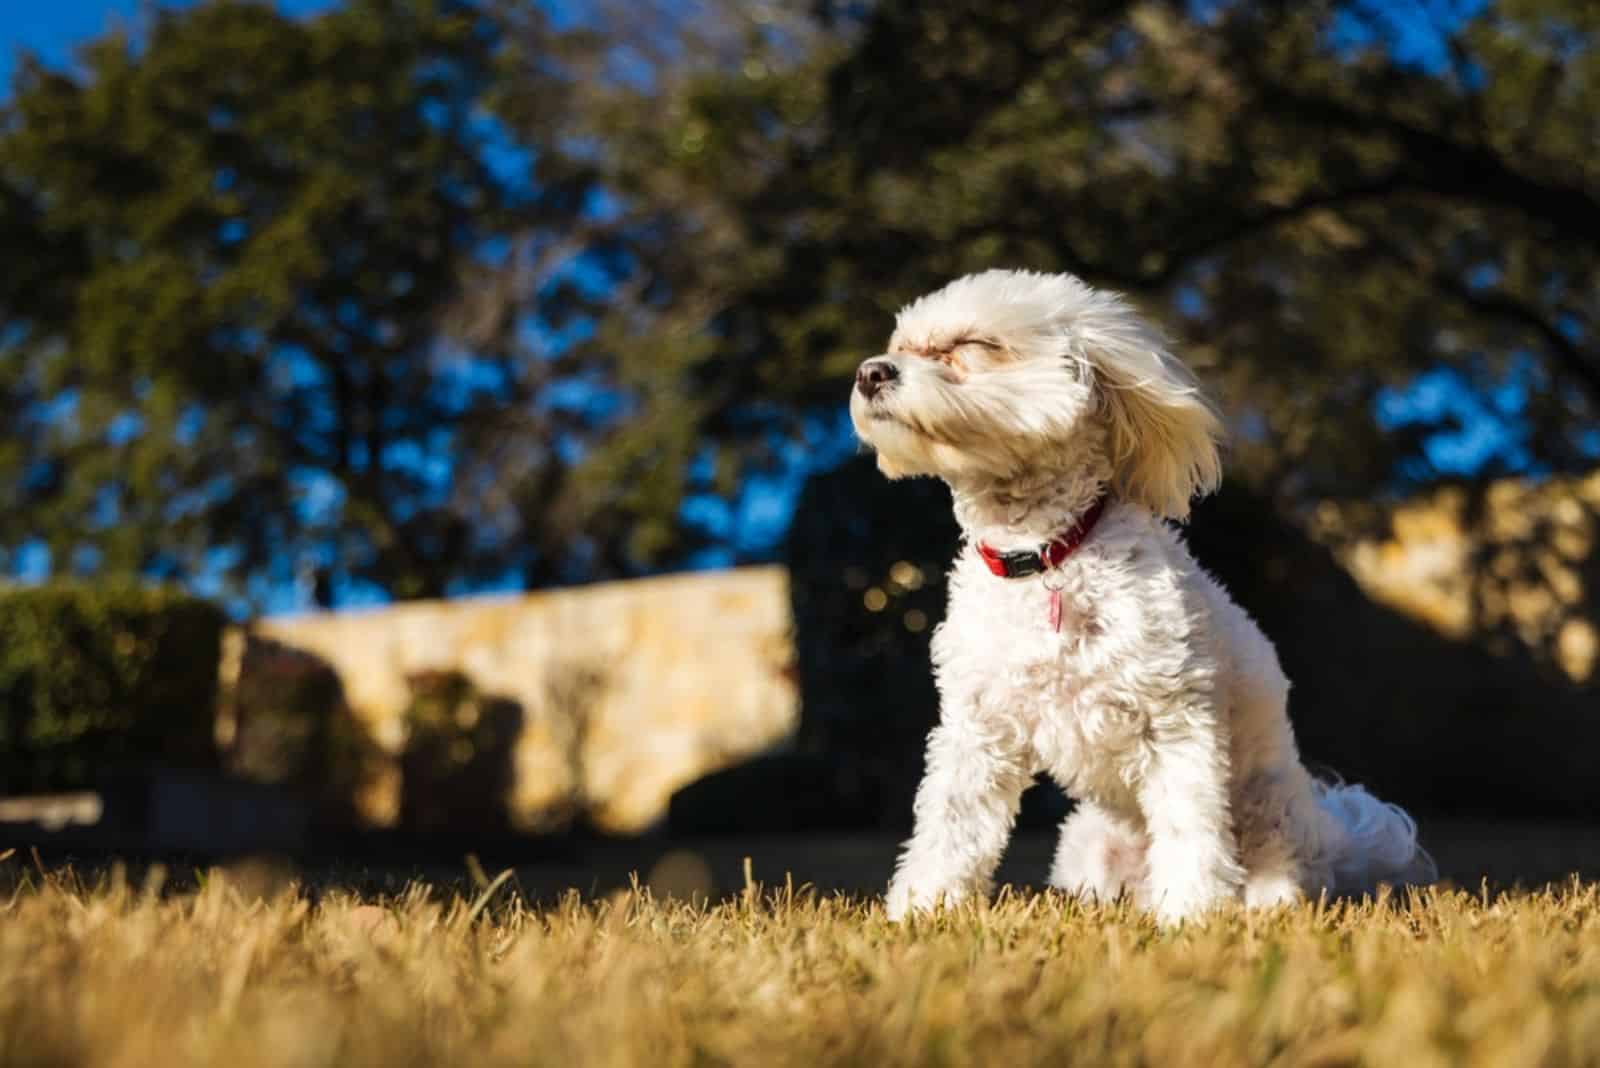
[399,671,523,834]
[0,583,226,793]
[223,634,382,824]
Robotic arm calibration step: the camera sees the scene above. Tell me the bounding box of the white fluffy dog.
[850,269,1435,925]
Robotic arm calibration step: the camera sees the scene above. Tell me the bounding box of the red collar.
[976,497,1109,579]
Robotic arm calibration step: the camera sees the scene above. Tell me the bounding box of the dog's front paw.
[1146,842,1245,926]
[884,875,968,921]
[1149,876,1237,928]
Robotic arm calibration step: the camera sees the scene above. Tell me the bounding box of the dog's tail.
[1314,779,1437,895]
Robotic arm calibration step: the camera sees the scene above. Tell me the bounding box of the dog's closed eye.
[937,337,1007,374]
[949,337,1004,359]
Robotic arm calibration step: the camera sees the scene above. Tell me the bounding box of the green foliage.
[533,0,1600,547]
[4,0,1598,598]
[0,0,613,602]
[0,583,225,792]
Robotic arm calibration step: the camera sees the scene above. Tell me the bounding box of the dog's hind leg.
[1048,801,1147,903]
[1237,817,1306,909]
[1233,766,1340,908]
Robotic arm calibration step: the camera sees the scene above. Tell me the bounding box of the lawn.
[1,853,1597,1067]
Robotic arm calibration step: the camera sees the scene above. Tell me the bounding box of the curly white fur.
[850,269,1434,926]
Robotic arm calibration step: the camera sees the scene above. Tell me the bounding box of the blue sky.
[0,0,332,91]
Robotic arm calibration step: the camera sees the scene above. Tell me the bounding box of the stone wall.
[221,566,798,833]
[220,472,1600,835]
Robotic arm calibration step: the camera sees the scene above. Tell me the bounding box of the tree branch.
[1259,88,1600,241]
[1363,231,1600,403]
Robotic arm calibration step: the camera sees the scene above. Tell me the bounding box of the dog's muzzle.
[855,358,899,400]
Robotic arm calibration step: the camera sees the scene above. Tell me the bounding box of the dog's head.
[849,269,1222,520]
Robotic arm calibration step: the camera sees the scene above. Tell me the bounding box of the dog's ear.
[1084,318,1222,521]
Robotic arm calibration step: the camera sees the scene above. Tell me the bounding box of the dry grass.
[2,857,1599,1068]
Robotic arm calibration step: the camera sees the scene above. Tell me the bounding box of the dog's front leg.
[1137,721,1246,926]
[886,721,1029,920]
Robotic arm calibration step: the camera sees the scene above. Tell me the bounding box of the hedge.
[0,583,225,793]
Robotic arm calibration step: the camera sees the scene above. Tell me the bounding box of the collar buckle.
[989,548,1045,578]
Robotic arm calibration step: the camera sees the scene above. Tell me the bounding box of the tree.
[8,0,1597,604]
[0,0,615,605]
[533,0,1599,552]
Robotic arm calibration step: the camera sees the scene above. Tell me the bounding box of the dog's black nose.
[855,358,899,399]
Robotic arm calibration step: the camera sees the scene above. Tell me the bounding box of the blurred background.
[2,0,1599,898]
